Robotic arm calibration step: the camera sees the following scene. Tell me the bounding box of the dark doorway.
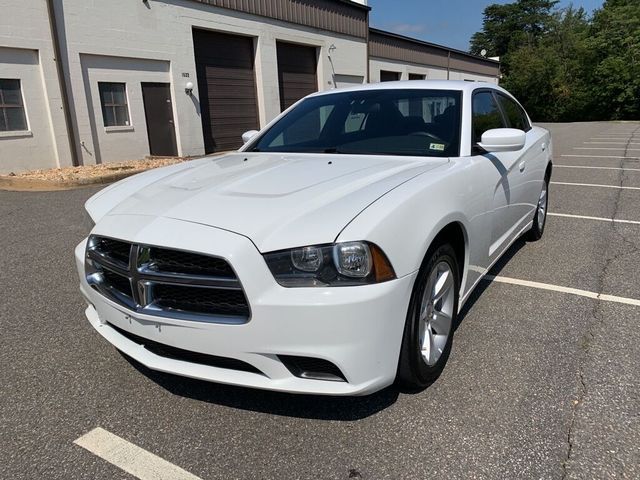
[276,42,318,112]
[380,70,401,82]
[193,29,259,153]
[141,82,178,156]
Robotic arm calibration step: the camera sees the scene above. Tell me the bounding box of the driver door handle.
[519,161,526,172]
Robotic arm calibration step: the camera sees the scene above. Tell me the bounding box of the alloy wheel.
[418,261,455,366]
[537,184,548,229]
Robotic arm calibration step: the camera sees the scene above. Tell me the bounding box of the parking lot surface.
[1,122,639,479]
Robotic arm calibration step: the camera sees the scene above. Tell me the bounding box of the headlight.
[263,241,396,287]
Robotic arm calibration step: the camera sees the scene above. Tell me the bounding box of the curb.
[0,154,222,192]
[0,170,137,191]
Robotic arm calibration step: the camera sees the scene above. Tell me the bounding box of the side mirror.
[477,128,526,153]
[242,130,259,144]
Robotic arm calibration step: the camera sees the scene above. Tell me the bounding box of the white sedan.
[76,80,552,396]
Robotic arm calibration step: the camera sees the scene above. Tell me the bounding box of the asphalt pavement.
[1,121,638,479]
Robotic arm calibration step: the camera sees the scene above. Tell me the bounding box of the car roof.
[309,80,508,98]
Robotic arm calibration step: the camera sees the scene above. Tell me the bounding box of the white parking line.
[561,154,639,160]
[555,165,640,172]
[575,147,640,151]
[551,181,640,190]
[74,427,202,480]
[584,142,640,145]
[485,275,640,307]
[548,212,640,225]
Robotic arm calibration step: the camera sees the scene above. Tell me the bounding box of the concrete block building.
[0,0,499,174]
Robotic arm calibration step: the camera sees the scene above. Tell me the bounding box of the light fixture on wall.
[185,81,194,96]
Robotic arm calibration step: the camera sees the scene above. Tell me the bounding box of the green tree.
[586,0,640,119]
[504,7,591,121]
[470,0,640,121]
[470,0,558,60]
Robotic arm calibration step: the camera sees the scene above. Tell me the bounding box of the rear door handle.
[519,161,526,172]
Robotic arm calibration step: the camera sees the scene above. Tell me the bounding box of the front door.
[141,82,178,156]
[471,90,526,260]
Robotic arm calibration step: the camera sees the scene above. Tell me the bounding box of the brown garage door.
[277,42,318,112]
[193,29,259,153]
[380,70,401,82]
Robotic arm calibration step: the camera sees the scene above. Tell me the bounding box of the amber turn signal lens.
[371,244,396,282]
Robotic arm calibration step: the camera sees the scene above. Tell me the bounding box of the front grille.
[153,284,250,317]
[148,247,235,278]
[93,237,131,266]
[108,322,263,375]
[101,269,133,300]
[86,236,250,323]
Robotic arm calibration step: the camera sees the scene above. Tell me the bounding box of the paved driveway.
[1,122,638,479]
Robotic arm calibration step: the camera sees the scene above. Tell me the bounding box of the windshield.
[250,89,462,157]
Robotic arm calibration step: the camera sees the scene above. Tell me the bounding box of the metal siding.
[369,30,500,78]
[449,53,500,77]
[189,0,368,39]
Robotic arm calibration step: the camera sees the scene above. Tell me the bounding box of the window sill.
[105,126,134,133]
[0,130,33,139]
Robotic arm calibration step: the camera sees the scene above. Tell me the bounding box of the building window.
[0,79,28,132]
[98,82,130,127]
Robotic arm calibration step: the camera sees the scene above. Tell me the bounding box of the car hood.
[88,152,448,252]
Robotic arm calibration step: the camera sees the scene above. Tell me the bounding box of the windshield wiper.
[323,147,347,154]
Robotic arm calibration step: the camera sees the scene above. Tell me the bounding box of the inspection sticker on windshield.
[429,143,445,152]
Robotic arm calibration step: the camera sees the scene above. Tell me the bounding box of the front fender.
[336,161,485,284]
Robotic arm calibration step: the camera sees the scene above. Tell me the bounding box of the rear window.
[251,89,462,157]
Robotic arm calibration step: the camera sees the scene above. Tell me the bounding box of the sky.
[368,0,605,52]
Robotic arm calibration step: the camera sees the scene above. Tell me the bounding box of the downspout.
[365,13,370,83]
[46,0,79,166]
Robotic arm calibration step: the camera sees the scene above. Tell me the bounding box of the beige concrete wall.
[79,55,172,164]
[0,1,73,174]
[55,0,368,165]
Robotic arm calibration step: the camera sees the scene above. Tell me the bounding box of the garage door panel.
[193,29,259,153]
[277,41,318,111]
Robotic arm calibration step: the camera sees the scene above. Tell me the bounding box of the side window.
[98,82,130,127]
[472,91,506,144]
[0,79,28,132]
[497,94,531,131]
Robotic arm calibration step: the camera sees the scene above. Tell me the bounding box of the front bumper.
[76,215,416,396]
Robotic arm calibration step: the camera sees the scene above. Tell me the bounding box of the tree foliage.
[470,0,640,121]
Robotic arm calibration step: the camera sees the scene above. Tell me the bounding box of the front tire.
[527,176,549,241]
[397,243,459,389]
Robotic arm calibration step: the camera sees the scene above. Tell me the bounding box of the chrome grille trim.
[85,235,251,324]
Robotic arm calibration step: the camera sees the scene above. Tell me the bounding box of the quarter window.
[0,79,28,132]
[98,82,130,127]
[472,91,506,144]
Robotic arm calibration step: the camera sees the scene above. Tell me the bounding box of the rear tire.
[527,175,549,241]
[397,243,459,389]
